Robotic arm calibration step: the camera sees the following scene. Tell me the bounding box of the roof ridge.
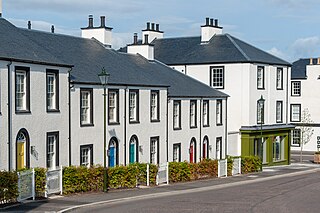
[225,34,250,61]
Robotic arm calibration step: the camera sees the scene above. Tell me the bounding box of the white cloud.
[268,47,288,60]
[291,36,320,59]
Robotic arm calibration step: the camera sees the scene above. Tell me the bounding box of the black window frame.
[173,143,181,162]
[257,66,265,90]
[80,144,93,167]
[203,100,210,127]
[190,100,197,128]
[150,90,160,122]
[46,131,59,168]
[173,100,182,130]
[150,136,160,165]
[46,69,60,112]
[80,88,94,127]
[291,81,301,96]
[108,89,120,125]
[15,66,31,113]
[129,89,140,124]
[290,104,301,122]
[210,66,225,89]
[257,99,265,124]
[216,100,223,126]
[276,67,283,90]
[276,101,283,123]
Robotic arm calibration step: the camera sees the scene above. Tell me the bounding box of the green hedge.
[34,168,47,197]
[241,156,261,173]
[0,171,18,204]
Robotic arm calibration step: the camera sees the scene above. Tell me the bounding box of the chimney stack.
[146,22,150,30]
[100,16,106,27]
[133,33,138,44]
[144,34,149,44]
[28,21,31,30]
[51,25,55,33]
[156,24,159,32]
[318,58,320,65]
[201,17,223,43]
[310,58,313,65]
[142,21,164,43]
[0,0,2,17]
[88,15,93,28]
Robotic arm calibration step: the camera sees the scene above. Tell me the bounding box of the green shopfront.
[240,124,295,166]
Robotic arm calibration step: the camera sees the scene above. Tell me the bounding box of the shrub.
[0,171,18,204]
[34,168,46,197]
[169,162,192,182]
[241,156,261,174]
[227,157,234,176]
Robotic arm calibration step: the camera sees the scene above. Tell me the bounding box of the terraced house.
[123,17,294,166]
[0,16,228,171]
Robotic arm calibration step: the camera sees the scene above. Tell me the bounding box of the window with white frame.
[290,104,301,122]
[80,144,93,167]
[210,66,224,89]
[129,90,139,122]
[46,70,59,111]
[150,91,159,121]
[190,100,197,128]
[276,68,283,90]
[292,129,301,147]
[80,89,93,125]
[150,137,159,164]
[15,68,30,112]
[203,100,209,127]
[47,132,59,169]
[291,81,301,96]
[257,66,265,89]
[108,90,119,123]
[173,143,181,162]
[216,100,222,125]
[173,100,181,129]
[276,101,283,123]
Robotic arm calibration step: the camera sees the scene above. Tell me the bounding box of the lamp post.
[258,95,265,172]
[98,67,110,192]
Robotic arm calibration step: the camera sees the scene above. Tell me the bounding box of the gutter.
[7,61,12,171]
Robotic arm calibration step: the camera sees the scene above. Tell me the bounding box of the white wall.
[0,60,69,170]
[291,64,320,151]
[81,28,112,47]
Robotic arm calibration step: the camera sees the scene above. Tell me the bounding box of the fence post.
[32,169,35,200]
[60,165,63,195]
[44,171,48,198]
[166,162,169,185]
[147,164,150,187]
[239,157,242,174]
[225,159,228,177]
[218,160,220,177]
[17,172,21,202]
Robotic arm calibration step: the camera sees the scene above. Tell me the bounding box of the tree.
[299,108,314,162]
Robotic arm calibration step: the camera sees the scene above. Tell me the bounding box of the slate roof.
[0,18,227,98]
[291,58,318,79]
[152,34,291,66]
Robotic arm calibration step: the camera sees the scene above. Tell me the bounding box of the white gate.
[45,166,63,197]
[232,157,241,175]
[218,159,227,177]
[17,169,35,202]
[156,162,169,185]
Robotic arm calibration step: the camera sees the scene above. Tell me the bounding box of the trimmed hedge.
[34,168,47,197]
[0,171,18,204]
[241,156,261,173]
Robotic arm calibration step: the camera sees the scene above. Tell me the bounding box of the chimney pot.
[215,19,218,27]
[144,34,149,44]
[210,18,214,26]
[156,24,159,32]
[151,23,155,30]
[28,21,31,29]
[146,22,150,30]
[88,15,93,28]
[51,25,54,33]
[318,58,320,65]
[206,17,210,26]
[310,58,313,65]
[133,33,138,44]
[100,16,106,27]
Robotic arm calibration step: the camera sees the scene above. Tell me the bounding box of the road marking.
[58,168,320,213]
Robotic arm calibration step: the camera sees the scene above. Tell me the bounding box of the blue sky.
[3,0,320,62]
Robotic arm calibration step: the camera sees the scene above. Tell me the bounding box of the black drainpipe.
[124,87,127,165]
[199,98,202,162]
[166,90,169,162]
[68,68,73,166]
[225,97,228,158]
[7,61,12,171]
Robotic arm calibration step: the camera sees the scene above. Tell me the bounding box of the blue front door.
[129,143,135,164]
[109,146,115,167]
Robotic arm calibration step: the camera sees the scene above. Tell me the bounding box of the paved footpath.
[1,163,319,213]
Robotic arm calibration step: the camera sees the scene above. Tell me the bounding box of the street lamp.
[258,95,265,172]
[98,67,110,192]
